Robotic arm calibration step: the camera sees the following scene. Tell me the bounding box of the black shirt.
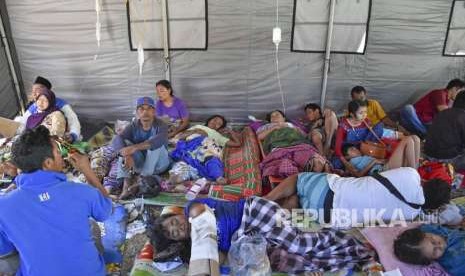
[425,108,465,159]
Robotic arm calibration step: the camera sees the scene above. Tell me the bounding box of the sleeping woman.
[256,110,331,179]
[170,115,240,184]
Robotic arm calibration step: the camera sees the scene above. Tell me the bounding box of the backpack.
[418,160,454,185]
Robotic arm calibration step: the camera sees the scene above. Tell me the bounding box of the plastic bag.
[228,234,271,276]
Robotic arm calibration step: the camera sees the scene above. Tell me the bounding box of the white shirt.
[328,167,424,227]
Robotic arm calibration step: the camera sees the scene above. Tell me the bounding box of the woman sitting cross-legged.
[25,89,66,138]
[151,196,378,274]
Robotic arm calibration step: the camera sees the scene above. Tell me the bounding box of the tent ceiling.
[4,0,465,122]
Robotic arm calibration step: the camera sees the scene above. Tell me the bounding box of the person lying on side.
[394,224,465,276]
[175,114,241,148]
[341,142,418,177]
[264,167,458,226]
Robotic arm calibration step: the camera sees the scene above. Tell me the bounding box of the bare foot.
[169,173,183,184]
[119,183,139,200]
[215,177,227,185]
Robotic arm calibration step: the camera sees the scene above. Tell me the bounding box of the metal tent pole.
[161,0,171,81]
[0,10,25,115]
[320,0,336,109]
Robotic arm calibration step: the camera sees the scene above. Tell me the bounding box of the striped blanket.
[209,127,262,201]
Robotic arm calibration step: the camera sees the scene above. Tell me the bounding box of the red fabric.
[334,124,347,157]
[414,88,448,123]
[418,160,453,185]
[261,176,283,196]
[381,138,400,159]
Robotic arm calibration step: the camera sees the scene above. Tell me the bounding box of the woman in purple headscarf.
[25,89,66,137]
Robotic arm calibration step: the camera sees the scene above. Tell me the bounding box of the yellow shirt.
[366,99,386,125]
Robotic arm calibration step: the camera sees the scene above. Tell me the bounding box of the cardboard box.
[0,117,20,138]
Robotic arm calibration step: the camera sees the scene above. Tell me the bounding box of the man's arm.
[431,91,449,113]
[112,123,134,152]
[60,104,81,141]
[0,229,15,257]
[146,121,168,150]
[68,152,109,197]
[120,122,169,156]
[436,105,448,112]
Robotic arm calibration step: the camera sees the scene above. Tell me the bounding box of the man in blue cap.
[111,96,170,199]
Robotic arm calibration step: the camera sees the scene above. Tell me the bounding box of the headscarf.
[26,89,59,129]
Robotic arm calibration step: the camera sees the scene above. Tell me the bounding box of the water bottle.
[185,178,208,200]
[129,242,156,276]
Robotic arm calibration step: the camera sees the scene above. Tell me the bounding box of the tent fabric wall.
[0,1,24,119]
[292,0,370,53]
[4,0,465,123]
[444,0,465,55]
[128,0,207,50]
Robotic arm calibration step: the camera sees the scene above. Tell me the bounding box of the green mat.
[452,196,465,207]
[121,192,188,207]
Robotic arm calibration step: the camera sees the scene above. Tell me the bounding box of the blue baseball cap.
[136,96,155,108]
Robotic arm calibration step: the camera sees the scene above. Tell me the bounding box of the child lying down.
[394,224,465,276]
[151,196,380,274]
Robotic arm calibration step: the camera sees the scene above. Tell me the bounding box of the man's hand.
[68,152,92,173]
[0,161,18,177]
[120,146,137,157]
[69,153,109,197]
[64,133,75,143]
[123,155,135,170]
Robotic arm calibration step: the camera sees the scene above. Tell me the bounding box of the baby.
[342,145,385,176]
[394,224,465,276]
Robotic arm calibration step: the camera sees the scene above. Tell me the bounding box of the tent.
[1,0,465,123]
